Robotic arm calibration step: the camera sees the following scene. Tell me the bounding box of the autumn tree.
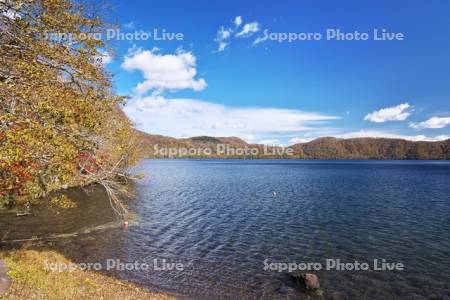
[0,0,140,215]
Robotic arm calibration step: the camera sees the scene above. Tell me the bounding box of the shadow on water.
[0,184,122,242]
[0,185,125,267]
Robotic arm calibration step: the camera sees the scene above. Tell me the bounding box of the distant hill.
[291,137,450,159]
[136,131,450,159]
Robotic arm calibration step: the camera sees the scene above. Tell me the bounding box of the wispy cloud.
[364,103,411,123]
[253,34,268,45]
[214,16,261,51]
[410,116,450,129]
[214,26,233,52]
[235,22,260,38]
[124,96,339,140]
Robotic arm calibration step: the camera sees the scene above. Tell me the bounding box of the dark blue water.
[5,159,449,299]
[113,159,449,299]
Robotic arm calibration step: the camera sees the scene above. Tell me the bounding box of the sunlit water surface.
[1,159,450,299]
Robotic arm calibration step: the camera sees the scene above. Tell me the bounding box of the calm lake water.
[2,159,450,299]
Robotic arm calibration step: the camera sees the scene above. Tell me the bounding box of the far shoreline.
[141,157,450,161]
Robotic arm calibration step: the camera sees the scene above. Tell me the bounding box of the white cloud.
[217,42,228,52]
[214,26,232,52]
[435,135,449,140]
[364,103,411,123]
[410,116,450,129]
[288,137,314,144]
[243,134,255,143]
[253,34,268,45]
[236,22,260,37]
[217,26,231,40]
[258,139,280,145]
[96,50,112,65]
[124,96,338,140]
[234,16,242,27]
[121,48,206,95]
[335,129,448,141]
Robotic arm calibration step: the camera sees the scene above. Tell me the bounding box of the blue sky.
[101,0,450,145]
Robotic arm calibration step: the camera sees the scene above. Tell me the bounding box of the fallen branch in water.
[78,154,136,219]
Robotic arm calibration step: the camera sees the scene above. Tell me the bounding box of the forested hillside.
[139,132,450,160]
[291,137,450,159]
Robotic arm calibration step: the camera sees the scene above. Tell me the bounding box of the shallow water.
[2,159,450,299]
[0,185,118,242]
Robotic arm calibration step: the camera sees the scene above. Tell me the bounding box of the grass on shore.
[0,249,176,300]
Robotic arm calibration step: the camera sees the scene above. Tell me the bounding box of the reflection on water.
[1,159,450,299]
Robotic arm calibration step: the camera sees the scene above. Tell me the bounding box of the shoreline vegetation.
[0,0,141,210]
[0,249,175,299]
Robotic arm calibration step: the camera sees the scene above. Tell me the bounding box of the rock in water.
[301,273,320,290]
[0,260,12,295]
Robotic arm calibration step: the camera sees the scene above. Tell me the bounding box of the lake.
[2,159,450,299]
